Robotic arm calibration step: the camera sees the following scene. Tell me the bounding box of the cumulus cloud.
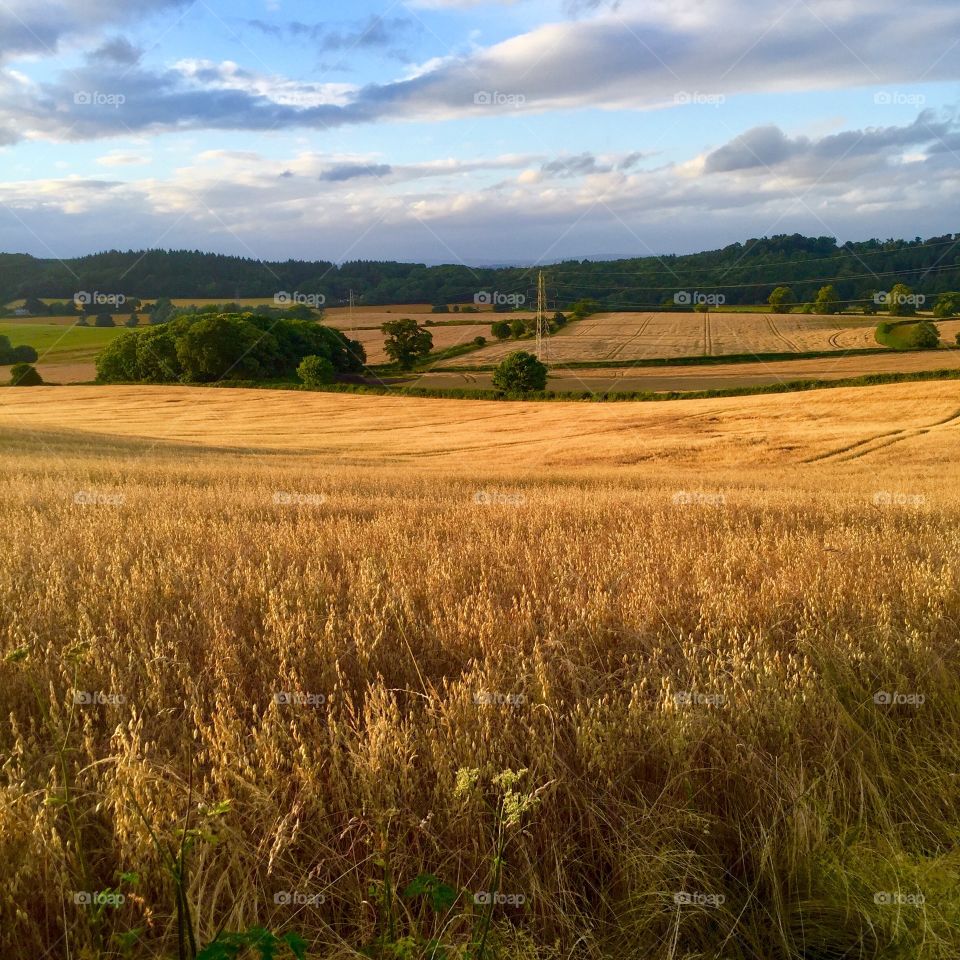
[0,0,958,143]
[0,115,956,262]
[0,0,188,61]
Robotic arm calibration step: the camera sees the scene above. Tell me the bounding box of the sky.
[0,0,957,265]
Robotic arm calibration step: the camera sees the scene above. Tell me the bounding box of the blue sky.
[0,0,957,264]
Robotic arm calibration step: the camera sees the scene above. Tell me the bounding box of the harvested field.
[440,312,935,367]
[336,321,494,363]
[420,348,960,393]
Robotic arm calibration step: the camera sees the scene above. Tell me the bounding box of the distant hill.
[1,233,958,311]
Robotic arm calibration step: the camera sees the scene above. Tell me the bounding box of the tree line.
[2,234,960,311]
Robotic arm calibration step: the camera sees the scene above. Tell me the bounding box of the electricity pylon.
[535,271,548,362]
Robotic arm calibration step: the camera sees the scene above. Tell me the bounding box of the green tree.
[9,363,42,386]
[381,319,433,369]
[933,292,960,318]
[125,312,139,328]
[910,320,940,348]
[509,318,526,338]
[490,320,511,341]
[175,315,271,382]
[297,354,335,386]
[149,297,176,325]
[813,285,840,315]
[887,283,918,317]
[94,312,115,327]
[492,351,548,394]
[767,286,793,313]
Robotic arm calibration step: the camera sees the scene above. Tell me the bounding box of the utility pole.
[349,289,355,325]
[535,271,548,362]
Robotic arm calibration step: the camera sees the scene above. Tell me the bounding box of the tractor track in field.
[804,408,960,463]
[764,314,801,353]
[608,314,655,359]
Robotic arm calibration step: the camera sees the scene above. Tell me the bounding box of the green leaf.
[4,646,29,663]
[402,873,459,913]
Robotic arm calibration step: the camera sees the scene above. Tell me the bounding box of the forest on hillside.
[1,233,958,311]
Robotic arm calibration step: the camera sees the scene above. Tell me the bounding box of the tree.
[23,296,47,315]
[431,303,450,313]
[767,286,793,313]
[552,311,568,328]
[94,312,115,327]
[150,297,176,325]
[933,292,960,318]
[887,283,917,317]
[297,354,335,386]
[175,315,272,382]
[125,313,139,327]
[381,318,433,369]
[492,351,548,394]
[569,298,600,319]
[509,318,526,338]
[813,285,840,315]
[9,363,42,386]
[910,320,940,349]
[472,336,486,347]
[491,320,511,341]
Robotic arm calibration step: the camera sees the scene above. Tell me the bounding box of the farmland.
[2,381,960,960]
[441,312,891,368]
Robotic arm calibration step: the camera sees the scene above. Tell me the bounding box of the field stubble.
[1,385,960,958]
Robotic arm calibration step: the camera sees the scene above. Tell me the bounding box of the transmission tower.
[535,271,548,362]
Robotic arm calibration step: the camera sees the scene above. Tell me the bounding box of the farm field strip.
[441,312,912,368]
[2,380,960,471]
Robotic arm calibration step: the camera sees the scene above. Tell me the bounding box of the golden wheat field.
[2,383,960,960]
[440,312,929,368]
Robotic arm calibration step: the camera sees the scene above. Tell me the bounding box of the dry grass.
[2,384,960,959]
